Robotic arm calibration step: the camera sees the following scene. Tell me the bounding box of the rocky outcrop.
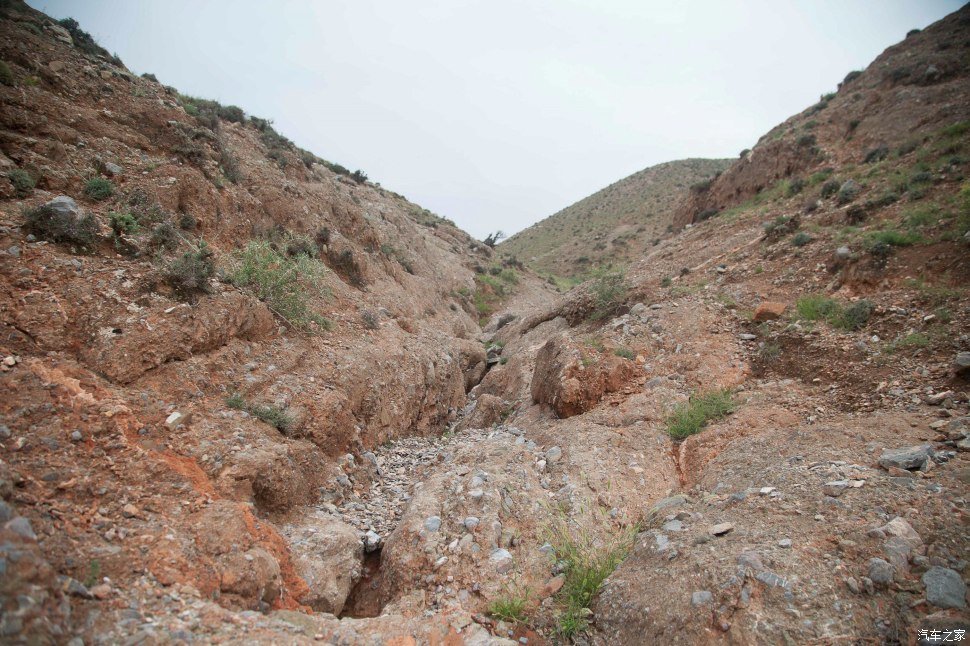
[531,335,636,418]
[282,517,363,615]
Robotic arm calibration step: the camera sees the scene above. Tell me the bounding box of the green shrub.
[796,134,816,148]
[886,332,930,353]
[796,294,841,321]
[665,389,735,439]
[614,347,635,360]
[8,169,34,197]
[250,403,294,433]
[108,211,138,236]
[225,392,247,409]
[217,104,245,123]
[83,177,114,201]
[0,60,13,86]
[546,516,638,638]
[660,276,672,288]
[178,212,197,230]
[57,18,115,61]
[229,240,330,330]
[863,146,889,163]
[864,229,921,249]
[795,294,873,330]
[791,232,812,247]
[787,177,806,196]
[836,180,860,205]
[588,268,626,320]
[834,300,873,330]
[165,243,215,300]
[820,179,840,198]
[150,222,178,250]
[361,310,379,330]
[24,202,98,248]
[842,70,863,85]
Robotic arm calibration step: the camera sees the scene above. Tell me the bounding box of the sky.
[27,0,964,240]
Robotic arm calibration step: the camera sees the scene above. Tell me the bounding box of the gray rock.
[424,516,442,532]
[0,501,12,523]
[868,558,895,586]
[737,551,764,572]
[490,548,514,574]
[650,494,689,515]
[0,425,9,439]
[5,517,36,541]
[364,530,381,552]
[709,522,734,536]
[778,538,792,548]
[463,516,480,530]
[922,567,966,609]
[545,446,562,463]
[878,445,933,471]
[739,333,757,341]
[835,246,851,260]
[43,195,81,219]
[823,480,849,497]
[70,430,83,442]
[662,519,683,532]
[691,590,713,606]
[954,352,970,377]
[103,162,123,176]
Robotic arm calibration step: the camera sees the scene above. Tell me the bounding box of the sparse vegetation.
[791,231,812,247]
[614,347,635,360]
[229,240,331,330]
[165,242,215,300]
[83,178,114,201]
[226,393,294,433]
[24,202,98,248]
[0,60,13,86]
[588,267,626,320]
[57,18,119,63]
[150,222,178,250]
[488,589,530,623]
[885,332,930,354]
[361,310,379,330]
[8,169,34,197]
[546,514,638,638]
[795,295,873,331]
[108,211,138,236]
[665,389,735,440]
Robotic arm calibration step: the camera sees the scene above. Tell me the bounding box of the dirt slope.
[1,2,969,645]
[502,158,730,279]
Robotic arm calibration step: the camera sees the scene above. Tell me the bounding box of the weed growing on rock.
[487,588,530,623]
[225,393,293,433]
[546,514,638,638]
[665,389,735,439]
[229,240,331,331]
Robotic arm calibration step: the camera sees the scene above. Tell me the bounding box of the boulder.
[954,352,970,378]
[531,335,636,418]
[753,301,787,321]
[284,517,363,615]
[878,445,933,471]
[922,567,966,609]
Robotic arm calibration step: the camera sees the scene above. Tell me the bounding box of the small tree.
[483,231,506,248]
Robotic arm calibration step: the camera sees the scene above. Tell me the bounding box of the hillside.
[1,2,969,645]
[501,158,731,279]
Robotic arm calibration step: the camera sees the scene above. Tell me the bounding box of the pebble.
[868,558,895,586]
[545,446,562,463]
[463,516,480,530]
[424,516,442,532]
[778,538,792,548]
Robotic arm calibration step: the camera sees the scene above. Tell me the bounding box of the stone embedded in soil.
[545,446,562,463]
[753,301,787,321]
[877,445,933,471]
[922,567,967,609]
[954,351,970,376]
[823,480,850,497]
[709,522,734,536]
[490,548,514,574]
[868,558,895,586]
[691,591,713,606]
[778,538,792,548]
[424,516,442,532]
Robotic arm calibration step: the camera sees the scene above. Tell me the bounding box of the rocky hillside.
[502,158,730,280]
[1,1,969,644]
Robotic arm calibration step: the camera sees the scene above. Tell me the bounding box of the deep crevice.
[340,547,385,618]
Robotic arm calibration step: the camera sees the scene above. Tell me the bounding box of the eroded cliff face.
[0,0,518,633]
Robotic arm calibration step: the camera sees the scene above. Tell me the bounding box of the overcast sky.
[28,0,963,239]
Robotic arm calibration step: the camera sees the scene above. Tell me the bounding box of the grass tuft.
[664,389,735,440]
